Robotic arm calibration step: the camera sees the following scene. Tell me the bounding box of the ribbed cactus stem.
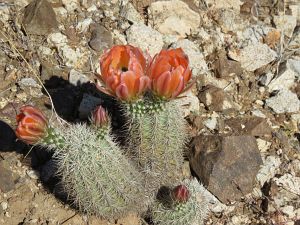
[39,126,65,150]
[43,123,147,218]
[152,179,210,225]
[126,100,188,195]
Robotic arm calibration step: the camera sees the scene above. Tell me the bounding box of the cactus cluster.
[15,45,210,224]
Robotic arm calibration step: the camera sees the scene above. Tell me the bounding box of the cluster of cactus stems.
[15,45,210,224]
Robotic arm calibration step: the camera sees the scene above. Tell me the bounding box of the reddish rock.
[214,50,243,78]
[189,135,262,202]
[23,0,58,35]
[224,117,272,137]
[198,85,234,112]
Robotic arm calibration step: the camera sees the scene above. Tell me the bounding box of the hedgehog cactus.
[16,105,148,218]
[14,45,209,224]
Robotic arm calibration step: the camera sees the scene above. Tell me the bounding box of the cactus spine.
[152,179,210,225]
[126,99,188,195]
[42,122,147,219]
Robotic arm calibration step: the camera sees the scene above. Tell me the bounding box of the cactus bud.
[91,106,109,128]
[172,185,189,203]
[16,105,48,144]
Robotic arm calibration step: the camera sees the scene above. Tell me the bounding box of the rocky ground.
[0,0,299,224]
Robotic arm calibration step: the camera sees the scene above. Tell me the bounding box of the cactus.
[125,99,188,195]
[15,45,199,220]
[50,123,147,218]
[152,179,210,225]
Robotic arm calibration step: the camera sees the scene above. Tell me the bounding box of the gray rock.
[273,15,297,38]
[23,0,58,35]
[89,25,113,52]
[239,25,276,47]
[228,43,277,72]
[203,117,218,130]
[287,59,300,79]
[256,156,281,187]
[267,64,296,92]
[265,89,300,113]
[0,161,16,193]
[19,78,40,88]
[121,2,143,24]
[69,69,90,86]
[148,0,200,38]
[171,39,208,76]
[189,135,263,202]
[0,202,8,211]
[204,0,242,11]
[78,94,103,119]
[126,23,164,57]
[216,9,247,33]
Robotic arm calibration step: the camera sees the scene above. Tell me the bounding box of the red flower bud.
[15,106,48,144]
[172,185,190,203]
[91,106,109,127]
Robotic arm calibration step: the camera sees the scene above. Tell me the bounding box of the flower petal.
[155,71,171,98]
[116,84,129,101]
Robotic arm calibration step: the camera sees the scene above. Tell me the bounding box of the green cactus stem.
[126,99,188,196]
[41,122,148,219]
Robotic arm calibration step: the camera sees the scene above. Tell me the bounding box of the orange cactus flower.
[148,48,192,99]
[97,45,151,102]
[16,106,48,144]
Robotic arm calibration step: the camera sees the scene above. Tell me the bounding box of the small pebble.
[1,202,8,211]
[26,170,40,180]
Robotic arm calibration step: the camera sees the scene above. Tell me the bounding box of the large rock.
[265,89,300,114]
[228,43,277,72]
[189,135,263,202]
[148,0,200,38]
[126,23,164,57]
[171,39,208,77]
[224,117,272,137]
[23,0,58,35]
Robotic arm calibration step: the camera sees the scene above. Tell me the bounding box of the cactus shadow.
[42,76,127,140]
